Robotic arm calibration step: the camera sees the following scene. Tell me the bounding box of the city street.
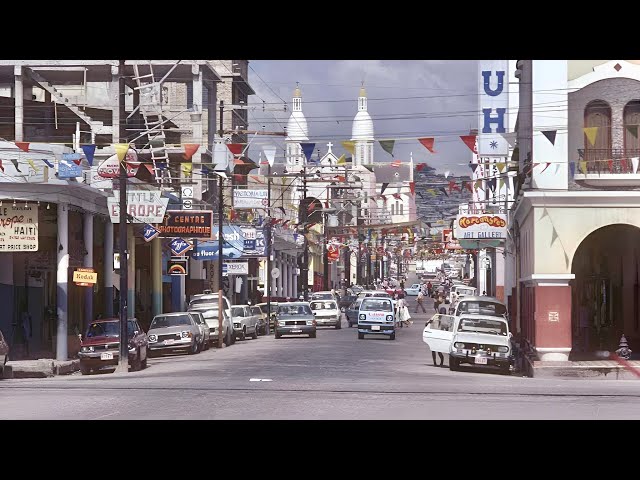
[2,300,640,419]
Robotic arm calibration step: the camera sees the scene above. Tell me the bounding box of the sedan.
[310,300,341,329]
[189,311,211,350]
[148,313,202,356]
[404,283,422,296]
[345,298,364,327]
[275,302,316,338]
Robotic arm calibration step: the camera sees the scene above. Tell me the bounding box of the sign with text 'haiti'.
[0,204,38,252]
[159,210,214,239]
[108,190,169,224]
[454,214,507,240]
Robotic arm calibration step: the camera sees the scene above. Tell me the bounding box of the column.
[56,204,69,361]
[292,266,298,299]
[14,66,23,142]
[276,257,283,297]
[104,220,114,317]
[172,273,186,312]
[531,276,574,362]
[83,212,94,327]
[288,257,295,298]
[282,257,289,300]
[151,237,162,317]
[127,225,136,319]
[110,65,121,142]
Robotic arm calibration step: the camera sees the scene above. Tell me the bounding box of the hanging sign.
[168,257,189,276]
[233,189,269,209]
[170,237,193,256]
[159,210,214,239]
[97,149,139,178]
[478,60,509,156]
[143,224,160,242]
[108,190,169,224]
[225,262,249,275]
[0,204,38,252]
[454,214,507,240]
[73,267,97,287]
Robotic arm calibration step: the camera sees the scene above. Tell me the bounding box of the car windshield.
[312,293,333,300]
[360,299,393,312]
[189,298,217,307]
[86,321,121,338]
[457,301,507,316]
[189,302,217,311]
[458,318,508,336]
[231,307,246,317]
[311,301,337,310]
[150,314,192,329]
[278,304,312,316]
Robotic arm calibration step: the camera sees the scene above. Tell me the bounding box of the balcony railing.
[577,148,640,174]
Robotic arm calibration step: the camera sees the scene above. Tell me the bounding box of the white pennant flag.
[262,144,277,167]
[500,132,517,148]
[551,227,558,246]
[632,157,639,174]
[213,142,230,171]
[444,170,450,178]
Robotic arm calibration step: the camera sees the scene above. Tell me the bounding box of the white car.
[188,294,234,347]
[310,299,341,329]
[453,296,508,319]
[310,291,338,302]
[229,305,259,341]
[404,283,422,296]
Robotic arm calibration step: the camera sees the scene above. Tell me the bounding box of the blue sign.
[143,224,160,243]
[191,226,265,260]
[170,237,193,256]
[58,154,83,178]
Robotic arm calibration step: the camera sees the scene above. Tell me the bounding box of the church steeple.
[286,83,309,169]
[358,84,367,111]
[351,83,374,166]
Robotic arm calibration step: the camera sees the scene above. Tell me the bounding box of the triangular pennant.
[555,163,561,174]
[380,195,387,202]
[15,142,29,153]
[444,171,450,179]
[27,159,39,173]
[42,159,54,168]
[551,227,558,246]
[379,140,395,156]
[498,178,505,190]
[181,163,193,176]
[300,143,315,162]
[10,159,21,172]
[381,182,389,195]
[262,144,277,167]
[114,143,129,162]
[496,162,506,173]
[409,182,415,195]
[81,144,96,167]
[183,143,200,160]
[500,132,517,148]
[418,137,435,153]
[474,179,484,191]
[540,207,548,219]
[337,154,346,165]
[416,163,427,172]
[279,207,286,215]
[73,157,82,166]
[569,161,576,178]
[144,164,154,175]
[470,163,479,173]
[464,181,473,193]
[626,125,639,139]
[540,162,551,174]
[341,141,355,155]
[583,127,599,147]
[392,193,401,200]
[579,160,587,174]
[488,178,497,191]
[439,187,448,197]
[632,157,639,174]
[460,135,477,154]
[227,143,244,156]
[542,130,557,146]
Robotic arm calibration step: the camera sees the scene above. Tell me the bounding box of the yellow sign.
[73,268,98,286]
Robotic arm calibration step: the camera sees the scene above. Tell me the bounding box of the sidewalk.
[2,359,79,379]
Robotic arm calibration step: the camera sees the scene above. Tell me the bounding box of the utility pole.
[265,160,272,333]
[116,59,129,374]
[322,210,329,291]
[302,164,309,300]
[217,99,225,349]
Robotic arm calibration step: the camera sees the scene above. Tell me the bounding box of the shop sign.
[168,257,189,276]
[454,214,507,240]
[233,190,269,209]
[108,190,169,224]
[159,210,214,239]
[0,204,38,252]
[73,268,97,287]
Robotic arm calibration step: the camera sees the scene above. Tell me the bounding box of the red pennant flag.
[416,163,428,172]
[73,158,82,166]
[233,174,244,182]
[418,137,435,153]
[608,159,614,173]
[464,181,473,193]
[144,164,154,174]
[229,209,236,221]
[0,159,4,172]
[393,193,401,199]
[336,175,346,182]
[15,142,30,152]
[459,135,477,154]
[409,182,415,195]
[391,159,401,167]
[448,180,460,193]
[233,159,245,165]
[183,143,200,160]
[539,162,551,173]
[380,195,387,202]
[227,144,243,156]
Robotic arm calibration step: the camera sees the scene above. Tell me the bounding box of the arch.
[624,100,640,151]
[584,99,612,153]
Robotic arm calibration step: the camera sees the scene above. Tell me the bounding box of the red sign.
[327,244,340,262]
[97,149,139,178]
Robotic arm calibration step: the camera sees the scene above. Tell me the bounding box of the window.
[399,202,403,216]
[391,203,395,216]
[624,100,640,151]
[186,82,194,110]
[150,315,193,328]
[584,100,611,153]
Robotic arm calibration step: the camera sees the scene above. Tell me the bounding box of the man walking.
[415,290,427,313]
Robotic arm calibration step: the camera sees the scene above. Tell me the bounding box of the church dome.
[286,85,309,141]
[351,86,374,141]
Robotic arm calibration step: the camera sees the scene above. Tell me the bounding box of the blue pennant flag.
[300,143,315,163]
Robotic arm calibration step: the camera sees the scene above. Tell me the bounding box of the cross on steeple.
[326,141,334,153]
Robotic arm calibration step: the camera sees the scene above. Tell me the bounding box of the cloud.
[247,60,478,175]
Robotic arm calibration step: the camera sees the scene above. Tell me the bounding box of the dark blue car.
[345,298,363,327]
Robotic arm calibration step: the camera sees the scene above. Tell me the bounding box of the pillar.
[292,266,298,299]
[288,257,295,298]
[282,257,289,300]
[56,204,69,361]
[104,220,114,317]
[83,212,94,327]
[127,225,136,319]
[276,257,283,297]
[110,65,121,142]
[151,237,162,317]
[172,274,185,312]
[14,66,23,142]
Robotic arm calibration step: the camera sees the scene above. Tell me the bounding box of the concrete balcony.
[575,148,640,187]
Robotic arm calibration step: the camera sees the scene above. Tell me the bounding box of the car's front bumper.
[314,316,340,326]
[78,350,135,369]
[358,323,395,335]
[276,326,316,336]
[450,351,513,367]
[148,339,194,352]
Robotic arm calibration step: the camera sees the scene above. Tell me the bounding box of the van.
[357,297,396,340]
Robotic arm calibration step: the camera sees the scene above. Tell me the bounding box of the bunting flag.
[540,207,548,219]
[417,191,424,199]
[181,163,193,176]
[0,160,4,173]
[448,180,460,193]
[579,160,587,174]
[551,227,558,246]
[42,159,54,168]
[463,181,473,193]
[144,164,154,175]
[569,161,576,178]
[470,163,479,173]
[632,157,639,174]
[300,143,315,162]
[337,154,346,165]
[428,189,437,196]
[262,144,277,167]
[282,220,290,227]
[227,144,244,156]
[279,207,286,215]
[496,162,506,172]
[555,163,561,174]
[233,173,243,182]
[27,159,39,173]
[583,127,599,146]
[380,195,387,202]
[500,132,517,148]
[444,171,450,178]
[391,159,401,167]
[474,179,483,191]
[439,187,448,197]
[114,143,129,162]
[200,166,210,176]
[578,149,584,159]
[341,141,355,155]
[183,143,200,160]
[608,159,614,173]
[487,178,497,191]
[81,144,96,167]
[416,163,428,172]
[542,130,557,146]
[460,135,477,154]
[15,142,30,153]
[381,183,389,195]
[540,162,551,173]
[393,193,401,200]
[379,140,395,156]
[10,159,20,172]
[409,182,415,195]
[626,125,639,139]
[499,178,505,190]
[361,164,374,173]
[418,137,435,153]
[213,142,230,171]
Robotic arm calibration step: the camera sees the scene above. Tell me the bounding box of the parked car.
[452,296,507,319]
[188,294,234,347]
[251,305,268,335]
[338,295,357,312]
[405,283,422,296]
[357,297,396,340]
[310,299,341,329]
[0,329,8,378]
[148,312,202,356]
[345,298,364,327]
[229,305,259,341]
[275,302,316,338]
[256,302,278,330]
[189,311,210,350]
[310,291,338,302]
[78,318,149,375]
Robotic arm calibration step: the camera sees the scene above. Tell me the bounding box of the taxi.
[357,297,396,340]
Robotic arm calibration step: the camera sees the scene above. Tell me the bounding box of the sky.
[246,60,478,177]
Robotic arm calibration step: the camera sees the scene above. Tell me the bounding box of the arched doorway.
[571,224,640,359]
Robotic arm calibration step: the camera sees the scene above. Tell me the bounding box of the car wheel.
[141,348,148,369]
[189,340,199,355]
[310,331,316,338]
[335,320,341,330]
[229,329,236,345]
[251,326,258,340]
[238,329,246,341]
[390,333,396,341]
[275,332,281,339]
[80,364,91,375]
[449,358,459,371]
[358,333,364,340]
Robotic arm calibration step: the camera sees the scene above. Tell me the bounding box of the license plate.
[291,329,302,333]
[100,352,113,360]
[164,339,175,345]
[474,357,487,365]
[371,325,381,331]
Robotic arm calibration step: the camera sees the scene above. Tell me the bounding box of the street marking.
[249,378,273,382]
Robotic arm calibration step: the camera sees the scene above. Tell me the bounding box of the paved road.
[2,298,640,419]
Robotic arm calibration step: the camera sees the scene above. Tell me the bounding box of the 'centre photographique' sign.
[0,204,38,252]
[158,210,214,239]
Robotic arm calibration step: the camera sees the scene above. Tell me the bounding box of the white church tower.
[285,83,309,171]
[351,85,374,166]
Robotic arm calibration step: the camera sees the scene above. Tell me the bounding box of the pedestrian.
[427,281,433,297]
[400,279,405,290]
[433,295,440,313]
[415,290,427,313]
[432,350,445,366]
